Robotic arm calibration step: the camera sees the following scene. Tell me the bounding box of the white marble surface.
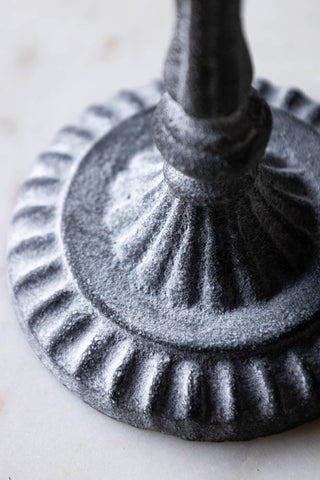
[2,0,320,478]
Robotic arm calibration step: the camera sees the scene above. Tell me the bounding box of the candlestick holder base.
[7,79,320,441]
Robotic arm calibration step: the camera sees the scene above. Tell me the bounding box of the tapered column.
[165,0,252,119]
[152,0,272,203]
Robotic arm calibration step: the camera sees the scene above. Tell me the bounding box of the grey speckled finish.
[153,0,272,193]
[7,79,320,441]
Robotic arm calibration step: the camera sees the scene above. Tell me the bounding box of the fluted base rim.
[7,79,320,441]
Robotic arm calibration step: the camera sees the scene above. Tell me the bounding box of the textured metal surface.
[153,0,272,191]
[7,79,320,441]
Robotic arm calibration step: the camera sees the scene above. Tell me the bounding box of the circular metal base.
[7,79,320,441]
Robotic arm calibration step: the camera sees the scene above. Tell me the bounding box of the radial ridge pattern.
[7,80,320,441]
[105,148,317,310]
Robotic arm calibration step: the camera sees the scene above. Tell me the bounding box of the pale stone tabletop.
[2,0,320,478]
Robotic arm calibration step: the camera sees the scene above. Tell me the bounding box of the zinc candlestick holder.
[7,0,320,441]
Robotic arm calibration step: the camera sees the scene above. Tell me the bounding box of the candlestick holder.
[7,0,320,441]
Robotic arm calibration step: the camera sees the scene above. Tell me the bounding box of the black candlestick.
[7,0,320,441]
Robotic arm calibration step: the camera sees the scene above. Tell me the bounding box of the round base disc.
[7,79,320,441]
